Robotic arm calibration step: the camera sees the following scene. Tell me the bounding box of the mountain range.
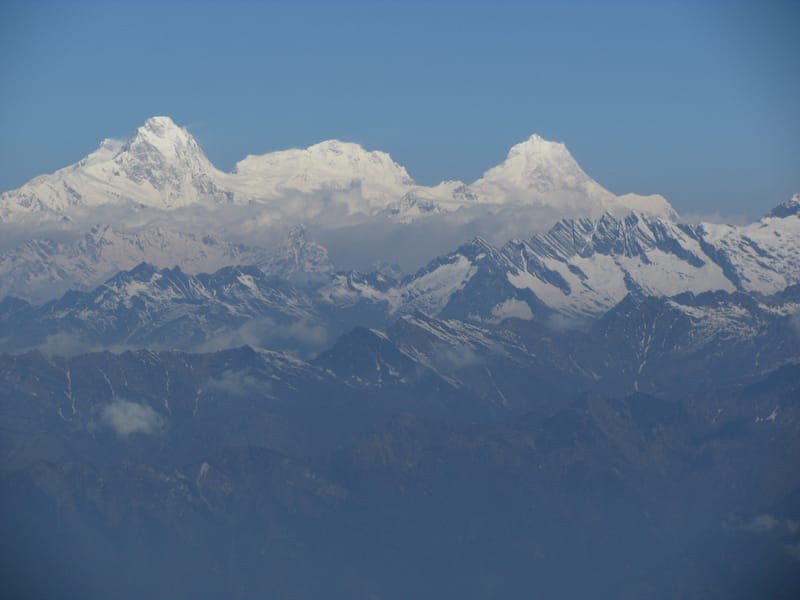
[0,116,675,224]
[1,117,799,599]
[2,196,797,343]
[1,117,797,307]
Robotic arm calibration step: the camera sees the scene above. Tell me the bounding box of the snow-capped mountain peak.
[769,193,800,218]
[696,194,800,295]
[0,116,232,221]
[471,134,610,201]
[231,139,416,211]
[0,118,681,225]
[138,115,183,136]
[502,133,586,176]
[467,134,675,220]
[121,116,205,163]
[111,116,226,201]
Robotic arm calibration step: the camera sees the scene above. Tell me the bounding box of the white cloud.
[679,212,751,227]
[427,342,485,371]
[204,369,266,397]
[101,398,164,437]
[491,299,534,322]
[35,332,100,358]
[740,513,781,534]
[196,317,329,357]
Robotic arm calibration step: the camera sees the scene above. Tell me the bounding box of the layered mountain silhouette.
[1,118,799,600]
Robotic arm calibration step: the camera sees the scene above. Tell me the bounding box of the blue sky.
[1,0,798,219]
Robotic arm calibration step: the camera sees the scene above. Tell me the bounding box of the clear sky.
[1,0,798,220]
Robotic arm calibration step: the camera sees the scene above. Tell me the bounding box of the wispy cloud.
[34,332,101,358]
[738,513,781,534]
[196,317,329,357]
[430,343,483,370]
[204,369,266,397]
[790,310,800,338]
[679,212,752,227]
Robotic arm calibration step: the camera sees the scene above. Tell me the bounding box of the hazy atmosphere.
[1,2,799,599]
